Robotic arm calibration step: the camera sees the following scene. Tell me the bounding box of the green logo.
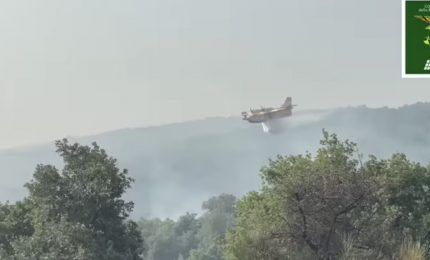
[404,1,430,76]
[414,16,430,45]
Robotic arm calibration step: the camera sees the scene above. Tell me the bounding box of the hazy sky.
[0,0,429,148]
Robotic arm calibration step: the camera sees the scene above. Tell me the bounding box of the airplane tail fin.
[281,97,292,108]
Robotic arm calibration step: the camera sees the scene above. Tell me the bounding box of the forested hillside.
[1,103,430,219]
[3,115,430,258]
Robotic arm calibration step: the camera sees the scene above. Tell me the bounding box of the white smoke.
[261,110,331,134]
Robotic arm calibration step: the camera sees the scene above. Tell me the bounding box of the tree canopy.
[225,130,430,260]
[0,139,144,259]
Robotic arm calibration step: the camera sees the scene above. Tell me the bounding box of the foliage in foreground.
[2,130,430,260]
[0,140,144,259]
[225,130,430,260]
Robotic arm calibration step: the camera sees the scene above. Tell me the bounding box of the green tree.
[366,153,430,247]
[140,213,200,260]
[0,200,34,255]
[224,192,285,260]
[1,139,144,259]
[140,218,182,260]
[175,213,200,259]
[225,131,381,260]
[189,194,236,260]
[139,194,236,260]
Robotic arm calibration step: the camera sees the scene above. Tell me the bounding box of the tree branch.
[294,192,319,254]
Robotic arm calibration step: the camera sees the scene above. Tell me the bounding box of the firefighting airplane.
[241,97,296,133]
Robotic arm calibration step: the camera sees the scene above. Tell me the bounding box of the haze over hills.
[0,0,429,151]
[1,103,430,219]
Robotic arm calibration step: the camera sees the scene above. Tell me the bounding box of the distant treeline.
[139,194,235,260]
[4,103,430,219]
